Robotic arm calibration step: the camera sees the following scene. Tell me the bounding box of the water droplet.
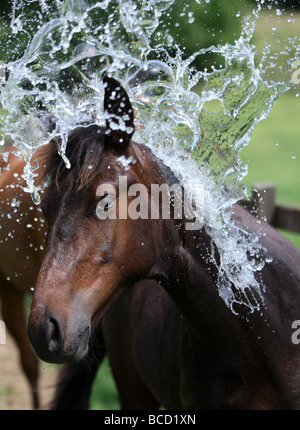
[188,12,195,24]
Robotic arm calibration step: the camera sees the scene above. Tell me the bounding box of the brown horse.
[0,147,106,409]
[27,77,300,409]
[0,147,46,408]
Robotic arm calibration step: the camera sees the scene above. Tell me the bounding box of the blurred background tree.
[0,0,61,62]
[1,0,299,65]
[158,0,250,71]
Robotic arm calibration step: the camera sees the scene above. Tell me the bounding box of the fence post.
[252,182,276,223]
[273,204,300,234]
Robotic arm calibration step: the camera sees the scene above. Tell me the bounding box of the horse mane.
[39,124,107,191]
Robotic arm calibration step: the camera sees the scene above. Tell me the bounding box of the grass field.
[90,358,120,410]
[240,91,300,248]
[241,93,299,206]
[239,9,300,249]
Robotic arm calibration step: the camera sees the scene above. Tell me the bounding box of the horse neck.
[155,225,227,334]
[132,142,228,331]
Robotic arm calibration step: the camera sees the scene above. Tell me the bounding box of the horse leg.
[48,323,105,410]
[0,279,39,409]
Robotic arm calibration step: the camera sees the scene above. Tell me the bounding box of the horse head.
[27,77,178,364]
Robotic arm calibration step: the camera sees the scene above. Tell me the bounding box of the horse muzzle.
[27,306,90,364]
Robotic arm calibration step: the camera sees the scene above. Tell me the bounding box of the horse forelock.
[39,124,106,191]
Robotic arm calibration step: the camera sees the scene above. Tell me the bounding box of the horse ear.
[103,76,135,147]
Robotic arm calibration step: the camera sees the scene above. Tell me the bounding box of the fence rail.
[240,182,300,234]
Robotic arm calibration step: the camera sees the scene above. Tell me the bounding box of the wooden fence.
[241,182,300,234]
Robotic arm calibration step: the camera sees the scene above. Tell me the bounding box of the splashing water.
[0,0,299,312]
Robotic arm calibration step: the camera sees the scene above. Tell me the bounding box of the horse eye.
[96,194,116,213]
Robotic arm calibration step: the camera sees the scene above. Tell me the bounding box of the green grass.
[252,10,300,75]
[240,9,300,249]
[240,92,300,248]
[241,93,300,206]
[89,357,120,410]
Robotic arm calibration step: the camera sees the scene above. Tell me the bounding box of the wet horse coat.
[0,147,45,408]
[28,77,300,409]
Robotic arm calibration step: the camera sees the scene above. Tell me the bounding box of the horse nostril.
[48,316,63,352]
